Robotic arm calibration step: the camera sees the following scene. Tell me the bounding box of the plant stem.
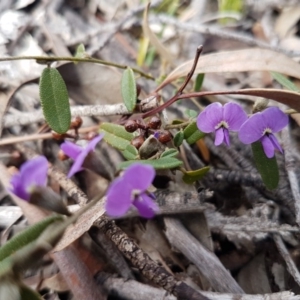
[0,55,154,80]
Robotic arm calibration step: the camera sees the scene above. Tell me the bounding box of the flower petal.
[21,156,48,188]
[66,134,104,178]
[269,133,283,154]
[223,128,230,146]
[214,127,224,146]
[67,153,85,178]
[123,163,155,192]
[261,107,289,133]
[133,193,159,218]
[260,135,275,158]
[10,173,28,200]
[61,141,82,160]
[10,156,48,201]
[105,177,132,217]
[197,102,223,133]
[223,103,248,131]
[239,112,266,144]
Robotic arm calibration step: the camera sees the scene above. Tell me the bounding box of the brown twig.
[94,217,210,300]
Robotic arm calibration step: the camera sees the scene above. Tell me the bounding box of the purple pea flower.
[239,107,289,158]
[10,156,48,201]
[197,102,248,146]
[105,163,159,218]
[60,134,104,178]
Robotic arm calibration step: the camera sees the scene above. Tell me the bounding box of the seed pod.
[148,116,162,129]
[70,116,83,129]
[157,130,172,144]
[131,135,145,149]
[125,120,138,132]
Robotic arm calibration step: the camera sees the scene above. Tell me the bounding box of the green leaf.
[182,166,210,184]
[251,141,279,190]
[99,122,134,151]
[122,144,139,160]
[75,43,86,58]
[160,148,179,158]
[0,215,63,262]
[173,131,184,147]
[39,67,71,134]
[20,285,43,300]
[183,121,205,144]
[271,72,300,92]
[194,73,204,91]
[118,157,183,170]
[121,67,137,112]
[185,109,198,119]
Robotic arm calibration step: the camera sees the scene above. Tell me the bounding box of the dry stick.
[164,217,244,294]
[281,124,300,226]
[153,14,300,57]
[94,217,210,300]
[17,146,210,300]
[273,234,300,289]
[4,104,131,128]
[95,0,163,52]
[0,55,153,80]
[52,245,106,300]
[0,125,99,146]
[97,273,300,300]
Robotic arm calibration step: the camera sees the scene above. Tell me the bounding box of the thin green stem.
[165,121,190,129]
[0,55,154,80]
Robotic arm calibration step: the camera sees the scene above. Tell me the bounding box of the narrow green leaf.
[172,119,185,125]
[182,166,210,184]
[99,122,134,151]
[121,144,139,160]
[74,43,86,59]
[160,148,179,158]
[185,109,198,118]
[183,121,205,144]
[0,215,63,262]
[121,67,137,112]
[20,285,43,300]
[194,73,205,91]
[118,157,183,170]
[39,67,71,133]
[251,142,279,190]
[271,72,300,92]
[173,131,184,147]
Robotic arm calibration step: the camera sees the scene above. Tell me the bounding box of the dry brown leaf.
[142,2,174,66]
[156,48,300,91]
[178,88,300,112]
[53,197,105,252]
[41,272,69,292]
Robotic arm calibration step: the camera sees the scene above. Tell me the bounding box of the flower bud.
[131,135,145,149]
[125,120,138,132]
[253,98,269,113]
[157,130,172,144]
[148,116,161,129]
[70,116,83,129]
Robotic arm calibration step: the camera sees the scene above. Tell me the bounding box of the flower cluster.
[197,103,289,158]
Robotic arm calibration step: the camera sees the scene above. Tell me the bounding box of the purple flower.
[197,102,247,146]
[10,156,48,201]
[61,134,104,178]
[105,163,159,218]
[239,107,289,158]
